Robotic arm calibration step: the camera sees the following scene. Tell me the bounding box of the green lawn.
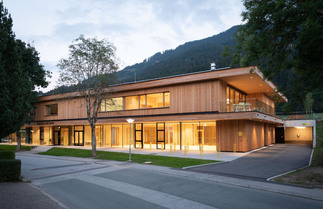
[311,123,323,166]
[39,148,218,168]
[0,145,33,151]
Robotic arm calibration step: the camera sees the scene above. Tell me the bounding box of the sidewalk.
[0,182,66,209]
[30,144,264,162]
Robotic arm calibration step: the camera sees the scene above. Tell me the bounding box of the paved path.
[0,182,64,209]
[187,144,312,180]
[14,151,323,209]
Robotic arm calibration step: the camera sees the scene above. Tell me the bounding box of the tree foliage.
[234,0,323,110]
[0,2,48,143]
[57,35,118,157]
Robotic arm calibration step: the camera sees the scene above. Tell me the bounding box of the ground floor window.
[16,121,217,150]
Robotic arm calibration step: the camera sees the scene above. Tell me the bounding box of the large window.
[147,93,164,108]
[226,86,246,112]
[140,95,146,109]
[100,92,170,112]
[46,104,58,116]
[164,92,170,107]
[101,98,123,111]
[125,96,139,110]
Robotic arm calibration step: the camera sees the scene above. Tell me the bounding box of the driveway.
[187,144,312,180]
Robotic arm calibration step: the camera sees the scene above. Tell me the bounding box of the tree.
[304,92,314,115]
[0,2,48,150]
[234,0,323,108]
[57,35,118,157]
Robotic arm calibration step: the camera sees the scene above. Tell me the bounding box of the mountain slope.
[117,25,238,82]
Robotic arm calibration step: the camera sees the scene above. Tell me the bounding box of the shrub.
[0,159,21,181]
[0,149,15,159]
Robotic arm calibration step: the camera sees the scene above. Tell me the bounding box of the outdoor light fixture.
[126,118,135,161]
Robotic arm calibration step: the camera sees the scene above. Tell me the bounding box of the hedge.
[0,159,21,181]
[0,149,15,159]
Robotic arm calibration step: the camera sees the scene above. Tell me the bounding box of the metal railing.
[220,98,275,115]
[275,111,315,120]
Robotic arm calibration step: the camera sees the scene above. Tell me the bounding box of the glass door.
[40,127,44,145]
[134,123,143,148]
[74,126,84,146]
[74,131,84,146]
[156,122,165,149]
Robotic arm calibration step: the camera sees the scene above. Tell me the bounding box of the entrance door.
[198,125,204,148]
[156,122,165,149]
[134,123,143,148]
[40,127,44,145]
[54,131,61,145]
[275,127,285,143]
[74,131,84,146]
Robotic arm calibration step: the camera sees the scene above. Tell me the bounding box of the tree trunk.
[91,125,96,157]
[16,131,21,151]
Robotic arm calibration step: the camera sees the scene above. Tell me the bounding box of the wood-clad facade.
[9,66,286,152]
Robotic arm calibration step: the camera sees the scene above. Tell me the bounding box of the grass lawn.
[39,147,218,168]
[0,144,34,151]
[273,122,323,188]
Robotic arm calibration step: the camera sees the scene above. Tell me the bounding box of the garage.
[283,119,316,148]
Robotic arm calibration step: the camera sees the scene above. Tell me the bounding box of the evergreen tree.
[0,2,48,150]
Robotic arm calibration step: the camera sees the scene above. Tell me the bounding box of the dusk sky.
[4,0,244,92]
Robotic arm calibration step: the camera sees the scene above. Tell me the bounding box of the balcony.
[221,98,275,115]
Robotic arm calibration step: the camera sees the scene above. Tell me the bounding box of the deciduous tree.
[234,0,323,109]
[57,35,118,157]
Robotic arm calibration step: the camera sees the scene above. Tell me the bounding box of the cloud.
[3,0,244,92]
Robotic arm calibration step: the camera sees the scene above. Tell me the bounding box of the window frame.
[45,104,58,116]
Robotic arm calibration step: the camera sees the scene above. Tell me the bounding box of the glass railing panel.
[220,98,276,116]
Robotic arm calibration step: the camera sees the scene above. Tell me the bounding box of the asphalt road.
[187,144,312,180]
[16,151,322,209]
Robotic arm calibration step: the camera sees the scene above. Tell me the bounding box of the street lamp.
[126,118,135,161]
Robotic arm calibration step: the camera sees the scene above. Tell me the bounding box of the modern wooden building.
[7,66,287,152]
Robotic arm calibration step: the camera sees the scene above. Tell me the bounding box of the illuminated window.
[46,104,58,116]
[101,97,123,111]
[140,95,146,109]
[125,96,139,110]
[147,93,163,108]
[164,92,170,107]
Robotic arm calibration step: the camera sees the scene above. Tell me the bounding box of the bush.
[0,159,21,181]
[0,149,15,159]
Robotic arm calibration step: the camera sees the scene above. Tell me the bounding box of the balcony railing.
[220,98,275,115]
[275,111,315,120]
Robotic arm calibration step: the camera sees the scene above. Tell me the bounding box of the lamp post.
[126,118,135,161]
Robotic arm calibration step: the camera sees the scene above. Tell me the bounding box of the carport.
[283,119,316,148]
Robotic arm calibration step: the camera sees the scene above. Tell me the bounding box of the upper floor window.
[164,92,170,107]
[100,92,170,112]
[46,104,58,116]
[125,96,139,110]
[101,97,123,111]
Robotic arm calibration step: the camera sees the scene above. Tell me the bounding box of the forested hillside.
[117,26,238,82]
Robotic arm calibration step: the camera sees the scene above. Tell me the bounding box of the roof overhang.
[37,66,287,103]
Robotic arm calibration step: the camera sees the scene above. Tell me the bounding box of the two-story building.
[9,66,287,152]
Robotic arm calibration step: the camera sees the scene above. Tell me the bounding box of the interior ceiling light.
[295,126,306,129]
